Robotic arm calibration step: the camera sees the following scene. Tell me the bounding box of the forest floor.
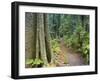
[59,39,85,66]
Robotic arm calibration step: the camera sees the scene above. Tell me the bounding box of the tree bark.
[37,13,48,66]
[25,13,37,60]
[36,14,39,59]
[44,14,54,63]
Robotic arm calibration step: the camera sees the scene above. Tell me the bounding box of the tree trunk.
[25,13,37,67]
[36,14,39,59]
[25,13,37,59]
[44,14,54,63]
[37,13,48,66]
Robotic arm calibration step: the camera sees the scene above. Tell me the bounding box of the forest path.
[60,39,85,66]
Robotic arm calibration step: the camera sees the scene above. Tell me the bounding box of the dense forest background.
[25,12,90,68]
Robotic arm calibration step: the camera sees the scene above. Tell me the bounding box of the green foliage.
[75,26,89,64]
[48,14,90,65]
[26,59,34,65]
[33,58,43,65]
[51,39,61,54]
[26,58,44,67]
[48,14,61,38]
[26,13,90,68]
[64,36,72,47]
[63,23,89,64]
[81,33,89,64]
[49,14,90,64]
[59,16,71,37]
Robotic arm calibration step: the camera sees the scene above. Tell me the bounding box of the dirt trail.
[60,39,85,66]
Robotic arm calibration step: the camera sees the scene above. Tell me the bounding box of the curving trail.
[60,39,85,66]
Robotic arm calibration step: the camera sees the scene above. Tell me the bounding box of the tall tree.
[37,13,48,66]
[44,13,54,64]
[36,14,39,59]
[25,13,37,67]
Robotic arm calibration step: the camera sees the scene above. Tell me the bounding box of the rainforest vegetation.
[25,12,89,68]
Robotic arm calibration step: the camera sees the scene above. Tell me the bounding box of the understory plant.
[26,58,44,67]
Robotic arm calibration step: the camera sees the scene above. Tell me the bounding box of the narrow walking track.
[60,39,85,66]
[67,52,85,66]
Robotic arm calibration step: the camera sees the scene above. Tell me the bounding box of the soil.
[59,39,85,66]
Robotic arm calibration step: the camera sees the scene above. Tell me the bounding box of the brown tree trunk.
[44,14,54,64]
[37,13,48,66]
[25,13,37,67]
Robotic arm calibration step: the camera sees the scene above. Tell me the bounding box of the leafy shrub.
[81,33,89,64]
[51,39,61,54]
[63,25,89,64]
[26,58,44,67]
